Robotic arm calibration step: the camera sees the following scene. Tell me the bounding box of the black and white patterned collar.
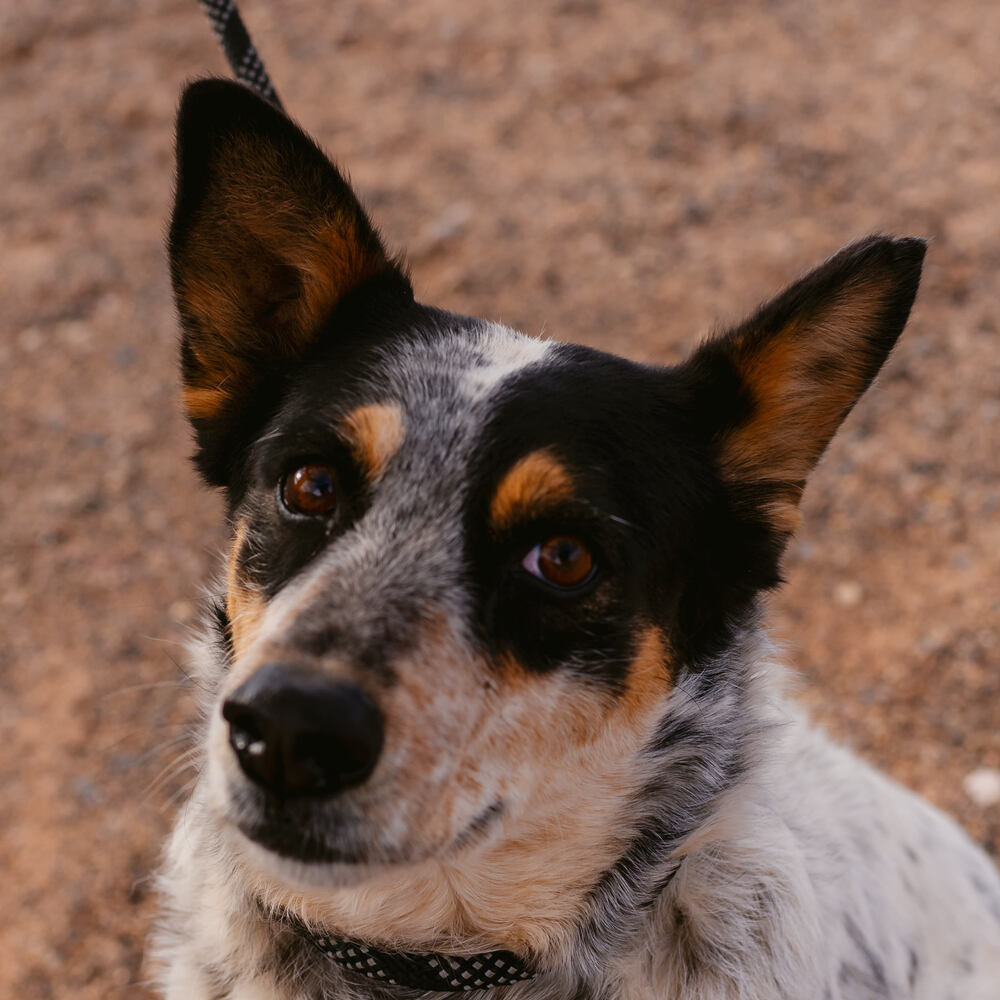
[306,934,536,993]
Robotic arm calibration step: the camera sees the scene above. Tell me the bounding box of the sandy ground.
[2,0,998,996]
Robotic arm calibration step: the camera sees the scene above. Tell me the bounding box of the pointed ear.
[169,79,409,484]
[688,236,925,535]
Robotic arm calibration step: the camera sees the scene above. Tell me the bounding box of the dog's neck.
[278,855,687,996]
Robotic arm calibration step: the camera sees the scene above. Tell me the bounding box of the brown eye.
[523,536,595,589]
[282,463,337,516]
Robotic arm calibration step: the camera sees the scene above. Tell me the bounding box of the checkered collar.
[305,933,536,993]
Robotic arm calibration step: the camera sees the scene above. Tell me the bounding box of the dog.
[154,78,1000,999]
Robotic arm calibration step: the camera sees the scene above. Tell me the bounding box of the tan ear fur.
[171,80,395,425]
[703,237,925,533]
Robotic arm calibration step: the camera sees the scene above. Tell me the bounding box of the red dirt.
[2,1,998,996]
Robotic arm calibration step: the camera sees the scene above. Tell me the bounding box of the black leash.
[198,0,284,111]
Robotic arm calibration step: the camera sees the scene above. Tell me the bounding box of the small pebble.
[833,580,863,608]
[963,767,1000,807]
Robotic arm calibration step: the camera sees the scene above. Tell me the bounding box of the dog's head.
[169,80,923,947]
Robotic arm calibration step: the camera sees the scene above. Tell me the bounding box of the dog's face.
[170,81,923,934]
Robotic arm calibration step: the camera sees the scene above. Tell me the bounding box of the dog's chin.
[222,800,423,882]
[233,813,369,862]
[220,800,445,892]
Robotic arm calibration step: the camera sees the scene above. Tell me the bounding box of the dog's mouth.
[235,812,369,864]
[227,783,506,868]
[226,781,388,865]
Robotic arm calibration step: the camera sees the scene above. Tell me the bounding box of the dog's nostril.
[222,704,262,750]
[223,701,283,790]
[221,663,383,798]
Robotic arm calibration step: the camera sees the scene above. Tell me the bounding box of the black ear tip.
[821,235,927,326]
[842,233,928,277]
[173,78,296,212]
[893,235,929,256]
[179,76,247,116]
[882,234,928,271]
[176,77,283,137]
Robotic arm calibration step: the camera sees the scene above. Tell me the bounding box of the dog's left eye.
[281,463,338,516]
[523,536,595,589]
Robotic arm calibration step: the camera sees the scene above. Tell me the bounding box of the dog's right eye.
[281,463,338,516]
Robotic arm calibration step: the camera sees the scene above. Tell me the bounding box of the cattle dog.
[154,79,1000,999]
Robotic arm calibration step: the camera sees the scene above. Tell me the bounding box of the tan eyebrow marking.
[339,402,406,482]
[489,449,575,531]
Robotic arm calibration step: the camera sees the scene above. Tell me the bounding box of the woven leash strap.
[310,936,536,993]
[198,0,284,110]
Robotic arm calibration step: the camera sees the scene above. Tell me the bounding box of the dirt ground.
[2,0,998,996]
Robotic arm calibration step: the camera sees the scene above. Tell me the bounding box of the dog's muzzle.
[222,663,384,798]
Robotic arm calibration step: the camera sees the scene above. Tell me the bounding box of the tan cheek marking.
[618,626,674,726]
[495,652,610,751]
[226,520,266,657]
[489,449,575,533]
[339,403,406,482]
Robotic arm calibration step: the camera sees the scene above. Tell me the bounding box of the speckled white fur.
[153,327,1000,1000]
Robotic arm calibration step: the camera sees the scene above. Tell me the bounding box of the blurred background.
[2,0,998,995]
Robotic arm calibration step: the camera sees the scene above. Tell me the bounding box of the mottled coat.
[154,80,1000,999]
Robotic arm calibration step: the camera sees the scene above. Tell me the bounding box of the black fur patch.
[466,342,785,678]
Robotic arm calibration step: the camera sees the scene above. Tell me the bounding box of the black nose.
[222,664,384,798]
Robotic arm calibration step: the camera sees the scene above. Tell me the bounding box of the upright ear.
[169,78,409,485]
[688,236,925,536]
